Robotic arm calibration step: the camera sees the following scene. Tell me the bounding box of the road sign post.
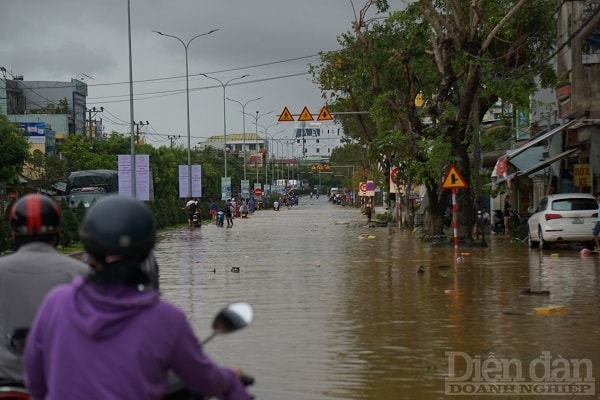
[442,165,468,248]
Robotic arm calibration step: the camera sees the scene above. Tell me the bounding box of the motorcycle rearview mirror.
[203,302,253,344]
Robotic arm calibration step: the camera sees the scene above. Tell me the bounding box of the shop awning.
[489,148,580,186]
[505,119,579,160]
[514,148,581,179]
[581,11,600,50]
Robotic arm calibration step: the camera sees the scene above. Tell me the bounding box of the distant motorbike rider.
[0,194,89,386]
[183,198,198,227]
[24,195,251,400]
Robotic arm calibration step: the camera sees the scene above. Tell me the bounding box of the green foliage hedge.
[0,197,192,255]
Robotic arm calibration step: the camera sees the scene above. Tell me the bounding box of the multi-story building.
[0,74,89,153]
[198,133,267,166]
[491,2,600,214]
[292,122,345,164]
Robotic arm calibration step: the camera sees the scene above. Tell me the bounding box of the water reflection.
[154,200,600,399]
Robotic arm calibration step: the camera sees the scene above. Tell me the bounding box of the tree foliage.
[312,0,558,238]
[0,114,29,186]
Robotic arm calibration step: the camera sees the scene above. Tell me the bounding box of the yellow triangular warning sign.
[298,106,314,122]
[317,106,333,121]
[278,107,294,122]
[442,165,468,189]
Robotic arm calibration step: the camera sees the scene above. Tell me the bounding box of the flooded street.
[154,198,600,400]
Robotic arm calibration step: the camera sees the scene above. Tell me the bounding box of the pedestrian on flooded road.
[224,200,234,227]
[503,197,512,235]
[210,199,218,224]
[594,192,600,251]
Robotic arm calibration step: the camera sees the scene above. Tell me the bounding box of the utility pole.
[167,134,180,148]
[134,121,149,144]
[86,107,104,139]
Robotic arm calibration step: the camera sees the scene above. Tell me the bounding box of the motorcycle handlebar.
[240,373,254,387]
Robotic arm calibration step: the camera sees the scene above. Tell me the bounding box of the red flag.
[492,156,508,179]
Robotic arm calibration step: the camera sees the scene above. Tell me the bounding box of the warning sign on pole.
[442,165,468,189]
[278,107,294,122]
[317,106,333,121]
[298,106,314,121]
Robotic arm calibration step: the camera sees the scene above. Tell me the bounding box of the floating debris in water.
[533,305,566,315]
[520,288,550,296]
[230,267,240,273]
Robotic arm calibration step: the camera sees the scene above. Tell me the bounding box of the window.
[552,198,598,211]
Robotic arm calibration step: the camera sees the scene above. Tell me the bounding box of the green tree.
[25,149,67,192]
[0,114,30,189]
[58,198,79,248]
[313,0,557,238]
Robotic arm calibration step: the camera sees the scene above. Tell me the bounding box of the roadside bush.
[59,198,79,248]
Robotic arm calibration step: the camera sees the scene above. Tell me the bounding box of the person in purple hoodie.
[24,195,250,400]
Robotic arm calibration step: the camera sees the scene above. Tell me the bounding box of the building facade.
[0,75,89,146]
[292,122,345,163]
[491,1,600,215]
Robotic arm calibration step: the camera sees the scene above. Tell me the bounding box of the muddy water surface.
[154,198,600,400]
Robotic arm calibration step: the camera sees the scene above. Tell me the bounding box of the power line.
[87,71,310,104]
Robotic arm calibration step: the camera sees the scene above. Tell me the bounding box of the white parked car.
[527,193,598,249]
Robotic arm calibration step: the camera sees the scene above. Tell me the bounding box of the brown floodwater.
[154,197,600,400]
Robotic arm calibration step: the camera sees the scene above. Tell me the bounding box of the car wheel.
[538,227,551,250]
[528,228,539,249]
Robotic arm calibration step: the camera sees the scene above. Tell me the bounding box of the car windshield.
[551,198,598,211]
[69,193,105,208]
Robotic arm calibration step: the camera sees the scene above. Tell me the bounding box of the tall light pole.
[226,96,262,180]
[249,111,273,184]
[201,73,248,178]
[127,0,136,197]
[259,125,283,185]
[154,28,218,197]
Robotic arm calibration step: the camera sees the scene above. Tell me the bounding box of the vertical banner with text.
[221,177,232,201]
[241,180,250,199]
[118,154,150,200]
[178,165,202,198]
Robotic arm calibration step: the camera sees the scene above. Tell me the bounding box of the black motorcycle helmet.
[79,195,156,262]
[9,193,61,237]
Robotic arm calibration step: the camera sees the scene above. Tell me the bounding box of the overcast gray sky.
[1,1,406,149]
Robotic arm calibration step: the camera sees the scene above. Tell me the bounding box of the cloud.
[1,0,405,148]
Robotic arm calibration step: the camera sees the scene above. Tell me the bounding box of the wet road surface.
[154,197,600,400]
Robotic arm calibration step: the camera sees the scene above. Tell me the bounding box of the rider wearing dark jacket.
[24,195,250,400]
[0,194,89,384]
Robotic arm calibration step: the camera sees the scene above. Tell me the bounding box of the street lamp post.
[248,111,273,184]
[154,29,218,197]
[226,96,262,180]
[260,126,284,186]
[201,73,249,178]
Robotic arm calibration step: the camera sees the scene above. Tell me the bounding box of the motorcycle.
[492,209,504,234]
[191,212,201,228]
[164,302,254,399]
[0,303,254,400]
